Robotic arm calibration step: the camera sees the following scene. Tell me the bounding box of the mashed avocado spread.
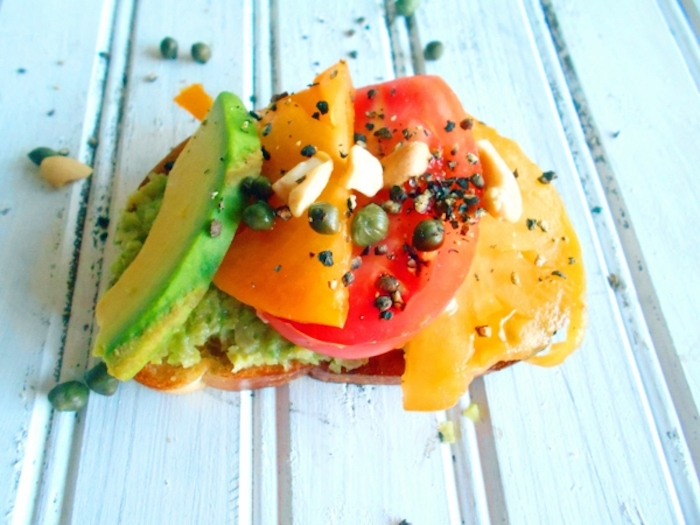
[111,173,362,373]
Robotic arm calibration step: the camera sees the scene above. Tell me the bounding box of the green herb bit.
[28,147,59,166]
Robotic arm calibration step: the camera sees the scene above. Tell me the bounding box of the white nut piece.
[272,152,333,217]
[380,141,431,188]
[477,139,522,223]
[39,156,93,188]
[344,145,383,197]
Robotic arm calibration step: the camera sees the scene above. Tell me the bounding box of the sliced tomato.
[264,76,483,359]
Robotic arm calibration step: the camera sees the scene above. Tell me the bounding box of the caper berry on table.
[308,202,341,235]
[395,0,420,17]
[28,147,59,166]
[424,41,444,61]
[243,201,276,230]
[351,203,390,247]
[84,361,119,396]
[241,175,274,201]
[191,42,211,64]
[159,37,178,59]
[48,380,89,412]
[412,219,445,251]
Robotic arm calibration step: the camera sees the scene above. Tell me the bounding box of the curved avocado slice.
[94,92,262,380]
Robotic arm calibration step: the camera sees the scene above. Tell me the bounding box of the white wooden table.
[2,0,700,523]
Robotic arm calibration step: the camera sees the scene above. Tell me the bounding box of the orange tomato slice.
[214,62,355,327]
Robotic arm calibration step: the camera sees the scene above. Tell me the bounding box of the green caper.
[351,203,389,247]
[395,0,420,17]
[191,42,212,64]
[243,201,275,230]
[84,362,119,396]
[48,381,89,411]
[412,219,444,251]
[308,202,341,234]
[424,41,444,61]
[28,147,59,166]
[241,175,273,201]
[159,37,178,59]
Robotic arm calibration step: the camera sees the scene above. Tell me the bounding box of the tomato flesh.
[266,76,483,359]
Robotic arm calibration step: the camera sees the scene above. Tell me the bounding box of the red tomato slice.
[263,76,483,359]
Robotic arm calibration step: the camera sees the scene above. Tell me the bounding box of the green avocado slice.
[94,92,262,380]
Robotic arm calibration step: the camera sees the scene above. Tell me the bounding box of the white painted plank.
[540,0,700,500]
[69,385,243,525]
[415,0,692,522]
[523,0,700,518]
[545,0,700,420]
[0,0,115,522]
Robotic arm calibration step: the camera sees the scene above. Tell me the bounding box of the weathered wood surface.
[1,0,699,523]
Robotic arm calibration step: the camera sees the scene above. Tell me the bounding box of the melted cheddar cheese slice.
[402,121,587,411]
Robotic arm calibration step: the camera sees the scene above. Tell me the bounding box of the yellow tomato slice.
[214,62,355,327]
[402,121,586,411]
